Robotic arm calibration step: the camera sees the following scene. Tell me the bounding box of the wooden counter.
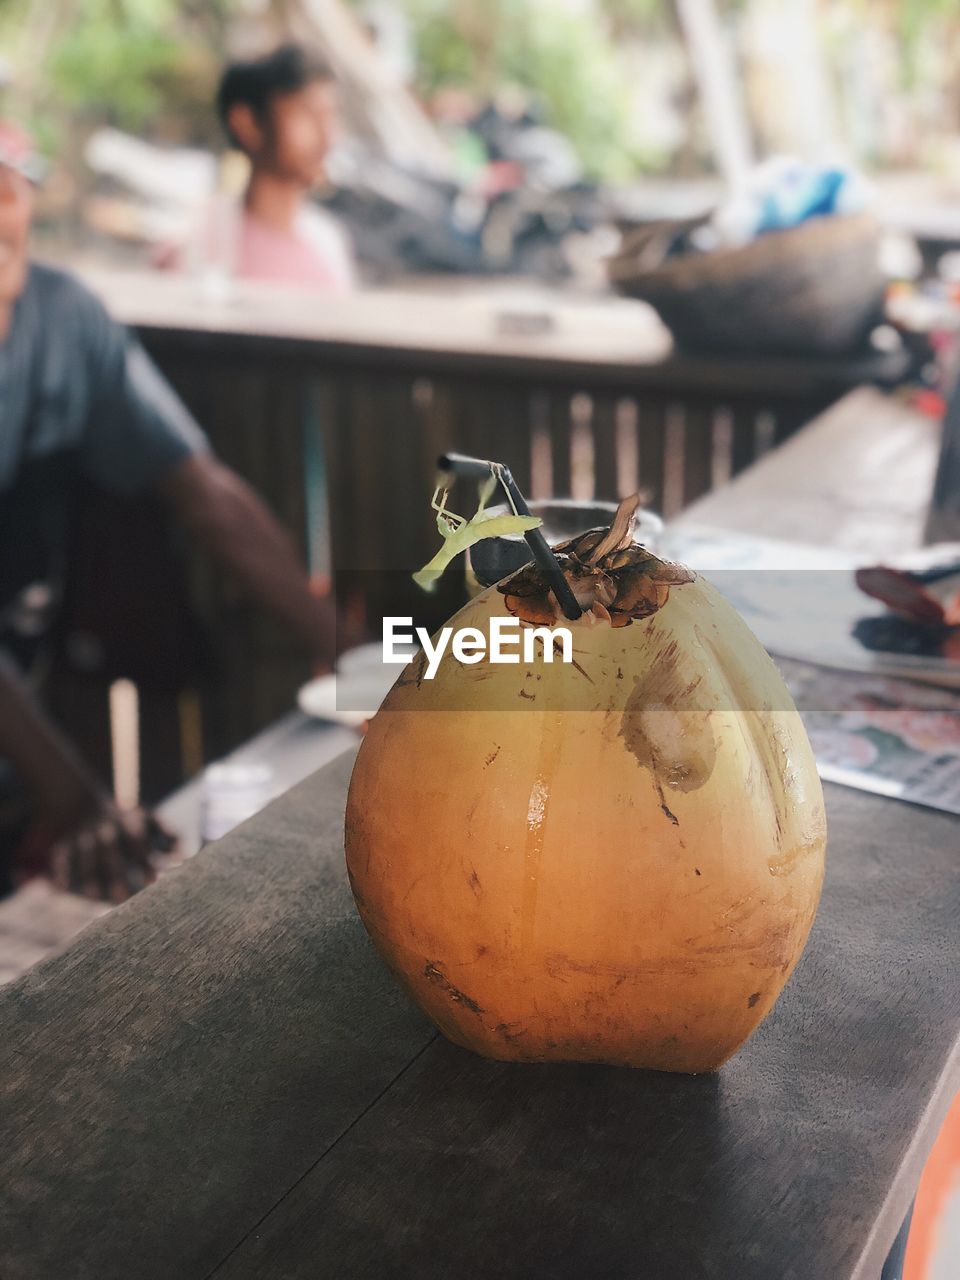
[2,748,958,1279]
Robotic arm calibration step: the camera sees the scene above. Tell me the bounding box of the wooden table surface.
[681,386,942,555]
[2,388,957,1280]
[2,749,959,1280]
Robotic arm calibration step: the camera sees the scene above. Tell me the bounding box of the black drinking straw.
[437,452,583,621]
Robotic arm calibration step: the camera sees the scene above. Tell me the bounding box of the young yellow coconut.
[345,495,826,1073]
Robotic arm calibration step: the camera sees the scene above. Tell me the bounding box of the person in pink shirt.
[214,43,355,292]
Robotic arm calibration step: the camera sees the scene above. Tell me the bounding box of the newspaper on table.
[777,657,960,816]
[661,524,960,816]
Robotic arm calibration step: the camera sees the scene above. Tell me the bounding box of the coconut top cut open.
[498,494,694,628]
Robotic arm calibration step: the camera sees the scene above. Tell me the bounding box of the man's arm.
[157,454,338,666]
[74,294,346,665]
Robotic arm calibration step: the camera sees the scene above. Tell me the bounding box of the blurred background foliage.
[0,0,680,177]
[0,0,232,142]
[1,0,960,182]
[402,0,676,179]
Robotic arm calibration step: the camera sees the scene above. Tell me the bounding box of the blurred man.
[214,43,355,291]
[0,120,341,901]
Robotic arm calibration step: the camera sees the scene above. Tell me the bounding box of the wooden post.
[675,0,753,187]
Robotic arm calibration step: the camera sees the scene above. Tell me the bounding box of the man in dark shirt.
[0,121,339,901]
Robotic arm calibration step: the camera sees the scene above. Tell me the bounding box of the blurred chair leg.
[883,1202,915,1280]
[904,1091,960,1280]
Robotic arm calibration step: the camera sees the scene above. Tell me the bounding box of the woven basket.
[607,213,886,357]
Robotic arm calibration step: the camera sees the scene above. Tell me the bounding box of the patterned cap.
[0,120,45,184]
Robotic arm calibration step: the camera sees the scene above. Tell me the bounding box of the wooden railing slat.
[546,392,574,500]
[636,399,667,515]
[682,402,715,508]
[591,395,620,502]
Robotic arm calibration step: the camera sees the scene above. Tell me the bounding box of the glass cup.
[199,763,277,846]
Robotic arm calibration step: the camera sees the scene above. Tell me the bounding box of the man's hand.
[47,802,178,903]
[0,653,179,901]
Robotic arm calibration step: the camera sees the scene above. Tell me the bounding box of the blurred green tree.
[0,0,677,180]
[396,0,673,179]
[3,0,960,181]
[0,0,238,143]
